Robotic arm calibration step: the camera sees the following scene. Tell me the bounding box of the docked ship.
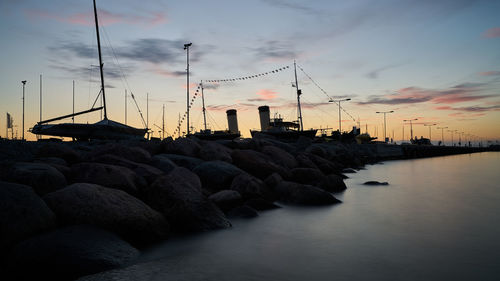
[30,0,147,141]
[250,61,317,140]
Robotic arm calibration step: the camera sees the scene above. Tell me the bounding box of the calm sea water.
[93,152,500,281]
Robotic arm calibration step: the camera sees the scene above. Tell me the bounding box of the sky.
[0,0,499,144]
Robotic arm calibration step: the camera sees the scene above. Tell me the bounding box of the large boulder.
[70,163,144,195]
[227,205,258,218]
[36,143,80,163]
[318,174,347,193]
[274,181,341,205]
[151,154,178,174]
[87,143,151,164]
[208,190,243,212]
[199,141,233,163]
[144,167,231,232]
[0,181,56,251]
[6,162,67,195]
[306,153,343,174]
[7,225,139,281]
[290,167,325,185]
[230,173,274,200]
[93,154,163,184]
[43,183,169,245]
[261,145,298,169]
[193,161,244,191]
[163,137,201,157]
[244,198,280,211]
[157,154,203,170]
[231,149,290,179]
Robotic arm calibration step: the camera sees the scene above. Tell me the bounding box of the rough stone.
[7,162,67,195]
[274,181,341,205]
[261,145,298,169]
[199,141,233,163]
[231,149,290,179]
[208,190,243,212]
[193,161,244,191]
[163,137,201,157]
[231,172,274,200]
[157,154,203,170]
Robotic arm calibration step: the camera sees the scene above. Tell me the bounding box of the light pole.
[448,129,457,146]
[329,98,351,134]
[423,123,437,143]
[376,110,394,142]
[21,80,27,141]
[403,118,418,141]
[437,126,447,146]
[184,42,192,136]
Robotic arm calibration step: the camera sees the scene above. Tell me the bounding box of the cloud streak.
[482,27,500,38]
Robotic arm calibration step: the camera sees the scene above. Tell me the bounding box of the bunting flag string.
[173,82,203,136]
[205,65,290,83]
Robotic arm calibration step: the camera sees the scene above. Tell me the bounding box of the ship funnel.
[226,109,239,134]
[258,105,270,131]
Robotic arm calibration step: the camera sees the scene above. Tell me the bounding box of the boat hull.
[250,129,317,140]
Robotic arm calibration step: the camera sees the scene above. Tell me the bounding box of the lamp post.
[21,80,27,141]
[437,126,447,146]
[184,42,192,136]
[376,110,394,143]
[423,123,437,143]
[329,98,351,134]
[448,129,457,146]
[403,118,418,141]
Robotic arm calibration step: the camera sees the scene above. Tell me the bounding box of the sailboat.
[250,61,317,140]
[30,0,147,141]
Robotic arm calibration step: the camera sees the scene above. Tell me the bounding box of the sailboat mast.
[294,60,303,131]
[201,80,207,131]
[93,0,107,120]
[162,104,165,140]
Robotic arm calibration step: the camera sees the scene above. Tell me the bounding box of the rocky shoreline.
[0,137,490,280]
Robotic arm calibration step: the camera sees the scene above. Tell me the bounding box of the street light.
[184,42,192,136]
[437,126,448,146]
[21,80,27,141]
[423,123,437,143]
[376,110,394,142]
[447,129,457,146]
[329,98,351,134]
[403,118,418,141]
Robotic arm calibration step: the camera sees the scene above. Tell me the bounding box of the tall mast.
[162,104,165,140]
[201,80,207,131]
[294,60,303,131]
[93,0,107,120]
[124,89,127,125]
[72,80,75,123]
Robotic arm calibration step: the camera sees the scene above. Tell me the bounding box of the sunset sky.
[1,0,499,144]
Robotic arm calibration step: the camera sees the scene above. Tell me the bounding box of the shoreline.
[0,137,496,280]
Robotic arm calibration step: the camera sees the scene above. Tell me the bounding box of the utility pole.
[184,42,192,136]
[437,126,448,146]
[423,123,436,143]
[403,118,418,141]
[21,80,26,141]
[329,98,351,135]
[376,110,394,142]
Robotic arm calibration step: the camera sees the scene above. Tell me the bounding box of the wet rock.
[37,143,80,163]
[7,225,139,281]
[296,152,319,169]
[274,181,341,205]
[208,190,243,212]
[290,167,325,185]
[158,154,203,170]
[245,198,281,211]
[304,153,343,174]
[342,168,357,173]
[43,183,169,245]
[0,181,56,251]
[71,163,143,195]
[7,162,67,195]
[264,172,283,189]
[231,149,290,179]
[145,167,231,232]
[151,154,178,174]
[261,145,298,169]
[231,172,274,200]
[227,205,258,218]
[199,141,233,163]
[363,181,389,185]
[163,137,201,157]
[193,161,244,191]
[318,174,347,193]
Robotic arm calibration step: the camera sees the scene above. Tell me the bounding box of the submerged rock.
[274,181,341,205]
[7,225,139,281]
[363,181,389,185]
[43,183,169,245]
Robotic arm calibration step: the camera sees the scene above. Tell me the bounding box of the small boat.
[30,0,146,141]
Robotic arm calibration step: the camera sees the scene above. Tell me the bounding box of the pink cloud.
[25,9,167,27]
[479,71,500,76]
[482,27,500,38]
[255,89,278,100]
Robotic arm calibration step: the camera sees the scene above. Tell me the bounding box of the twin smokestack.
[226,109,239,134]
